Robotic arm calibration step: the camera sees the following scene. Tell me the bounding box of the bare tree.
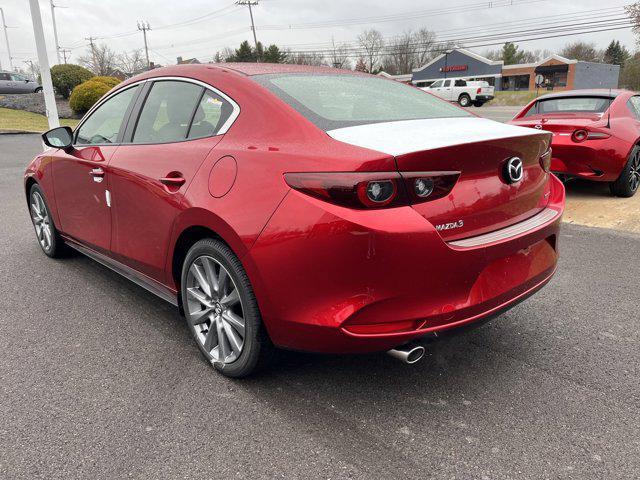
[78,43,118,75]
[358,29,384,73]
[287,51,326,66]
[560,41,602,62]
[329,40,351,69]
[384,32,414,75]
[117,49,146,76]
[626,2,640,45]
[412,28,437,69]
[22,60,40,80]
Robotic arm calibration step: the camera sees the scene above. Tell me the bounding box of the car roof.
[534,89,631,101]
[206,62,359,76]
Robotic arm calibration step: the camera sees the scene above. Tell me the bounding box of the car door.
[107,79,236,282]
[428,80,444,98]
[441,79,454,101]
[10,74,29,93]
[0,72,13,93]
[50,84,141,253]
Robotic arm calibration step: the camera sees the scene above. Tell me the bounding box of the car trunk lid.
[327,117,552,241]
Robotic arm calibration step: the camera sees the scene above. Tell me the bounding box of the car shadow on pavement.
[563,178,611,197]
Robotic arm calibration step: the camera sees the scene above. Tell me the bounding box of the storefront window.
[502,75,530,91]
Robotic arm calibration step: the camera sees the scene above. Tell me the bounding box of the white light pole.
[0,7,13,71]
[28,0,59,129]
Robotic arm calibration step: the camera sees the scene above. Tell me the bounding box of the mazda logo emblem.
[534,125,542,129]
[505,157,524,184]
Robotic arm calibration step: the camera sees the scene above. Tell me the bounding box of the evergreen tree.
[603,40,630,68]
[229,41,255,62]
[263,44,287,63]
[502,42,525,65]
[355,57,368,72]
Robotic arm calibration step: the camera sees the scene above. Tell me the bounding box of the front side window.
[133,81,203,143]
[253,74,470,131]
[524,96,613,117]
[76,85,139,145]
[11,74,26,82]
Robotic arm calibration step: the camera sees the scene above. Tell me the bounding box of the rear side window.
[76,85,139,145]
[0,73,10,80]
[253,73,470,131]
[628,96,640,119]
[525,96,612,116]
[187,90,233,140]
[454,80,467,87]
[133,81,203,143]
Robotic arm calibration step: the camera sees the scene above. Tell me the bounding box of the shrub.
[50,64,94,99]
[91,76,122,89]
[69,79,116,114]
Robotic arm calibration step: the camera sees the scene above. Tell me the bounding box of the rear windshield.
[253,73,471,130]
[525,96,612,116]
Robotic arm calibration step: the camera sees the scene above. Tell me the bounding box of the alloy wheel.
[186,255,245,364]
[629,149,640,192]
[30,191,53,252]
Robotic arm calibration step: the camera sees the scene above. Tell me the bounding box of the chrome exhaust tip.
[387,344,425,364]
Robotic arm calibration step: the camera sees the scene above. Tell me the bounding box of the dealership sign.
[439,65,468,73]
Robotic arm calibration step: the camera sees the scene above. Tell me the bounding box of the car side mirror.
[25,79,30,83]
[42,126,74,151]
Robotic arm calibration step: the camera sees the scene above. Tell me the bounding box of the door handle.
[159,176,186,186]
[90,167,105,183]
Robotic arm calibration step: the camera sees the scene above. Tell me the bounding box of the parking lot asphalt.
[1,134,639,479]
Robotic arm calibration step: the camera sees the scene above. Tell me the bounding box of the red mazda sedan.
[25,64,564,377]
[510,89,640,197]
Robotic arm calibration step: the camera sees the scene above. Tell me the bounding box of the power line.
[282,16,635,56]
[258,0,549,31]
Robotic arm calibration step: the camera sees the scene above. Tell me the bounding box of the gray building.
[385,49,621,92]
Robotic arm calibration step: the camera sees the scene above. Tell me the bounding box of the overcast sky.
[0,0,636,70]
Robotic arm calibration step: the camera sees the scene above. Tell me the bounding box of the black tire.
[34,87,43,93]
[473,101,484,107]
[28,183,65,258]
[609,145,640,198]
[458,94,471,107]
[180,238,273,378]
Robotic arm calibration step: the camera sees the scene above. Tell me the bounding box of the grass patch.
[0,107,78,133]
[488,90,548,107]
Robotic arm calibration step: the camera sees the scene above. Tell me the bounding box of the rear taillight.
[284,172,460,209]
[540,149,552,172]
[477,88,482,94]
[572,129,611,143]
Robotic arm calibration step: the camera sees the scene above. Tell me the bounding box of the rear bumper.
[550,135,630,182]
[475,95,494,102]
[247,175,565,354]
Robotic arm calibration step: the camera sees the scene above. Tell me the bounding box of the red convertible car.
[25,64,564,377]
[510,89,640,197]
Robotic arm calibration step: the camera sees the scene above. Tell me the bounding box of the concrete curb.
[0,130,41,135]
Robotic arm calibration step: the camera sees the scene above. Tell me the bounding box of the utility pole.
[85,36,96,71]
[27,0,59,129]
[60,48,70,64]
[236,0,259,60]
[0,7,13,71]
[49,0,64,65]
[137,21,151,69]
